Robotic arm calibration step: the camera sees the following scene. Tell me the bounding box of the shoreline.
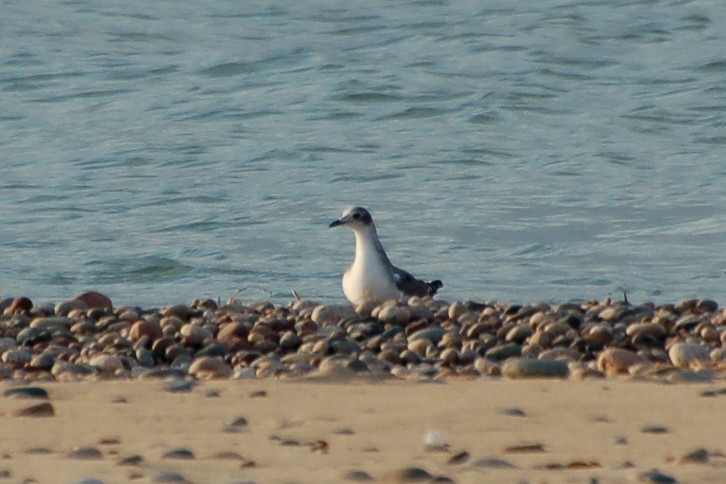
[0,291,724,384]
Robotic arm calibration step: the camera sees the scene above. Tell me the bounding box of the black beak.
[329,219,344,228]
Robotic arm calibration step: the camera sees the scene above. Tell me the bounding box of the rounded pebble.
[188,356,232,379]
[669,342,710,369]
[502,358,569,379]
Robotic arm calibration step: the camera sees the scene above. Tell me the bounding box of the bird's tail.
[426,280,443,296]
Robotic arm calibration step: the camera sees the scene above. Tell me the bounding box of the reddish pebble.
[129,320,164,341]
[72,291,113,310]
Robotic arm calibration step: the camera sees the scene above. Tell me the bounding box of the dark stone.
[4,386,49,399]
[484,342,521,361]
[10,402,54,417]
[162,448,195,459]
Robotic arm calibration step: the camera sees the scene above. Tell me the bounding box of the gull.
[329,206,443,306]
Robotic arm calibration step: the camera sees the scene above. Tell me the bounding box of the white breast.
[342,230,401,306]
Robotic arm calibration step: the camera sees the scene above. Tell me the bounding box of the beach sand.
[1,376,724,483]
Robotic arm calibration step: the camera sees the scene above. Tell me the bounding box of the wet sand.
[1,377,725,483]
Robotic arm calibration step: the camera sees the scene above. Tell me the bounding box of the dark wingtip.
[427,280,443,295]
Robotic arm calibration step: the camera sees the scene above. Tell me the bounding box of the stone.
[162,448,195,459]
[669,342,710,369]
[73,291,113,310]
[471,457,516,468]
[311,304,356,326]
[8,296,33,313]
[505,325,534,344]
[502,358,569,379]
[4,386,49,399]
[223,416,249,433]
[180,324,212,346]
[10,402,55,417]
[136,348,155,368]
[676,448,709,464]
[51,360,96,379]
[485,342,521,361]
[279,330,302,351]
[152,471,190,483]
[474,357,500,376]
[89,354,124,375]
[329,337,361,355]
[118,454,144,465]
[407,327,446,344]
[674,314,703,331]
[626,323,667,342]
[582,323,613,346]
[55,299,88,316]
[129,320,163,340]
[597,348,649,374]
[217,321,250,341]
[380,467,433,483]
[447,450,470,465]
[162,304,193,320]
[637,468,677,483]
[195,342,228,358]
[2,348,33,366]
[68,446,103,459]
[343,469,374,481]
[188,356,232,379]
[377,305,411,325]
[29,317,73,329]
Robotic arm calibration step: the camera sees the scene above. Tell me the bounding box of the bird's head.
[329,206,374,231]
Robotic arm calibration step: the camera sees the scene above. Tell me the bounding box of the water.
[2,0,725,307]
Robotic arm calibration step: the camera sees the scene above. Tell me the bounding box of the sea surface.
[2,0,725,307]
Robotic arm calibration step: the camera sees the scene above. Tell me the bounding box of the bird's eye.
[352,213,360,219]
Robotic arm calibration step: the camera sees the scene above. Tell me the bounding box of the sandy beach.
[1,377,725,484]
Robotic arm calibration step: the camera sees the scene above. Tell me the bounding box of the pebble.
[311,304,356,326]
[2,348,33,366]
[89,354,124,375]
[447,450,470,465]
[118,454,144,465]
[668,342,710,369]
[10,402,55,417]
[68,446,103,459]
[379,467,433,483]
[165,380,196,392]
[152,471,191,483]
[597,348,649,374]
[4,386,49,399]
[162,448,195,459]
[498,407,526,417]
[638,468,678,483]
[0,293,722,383]
[502,442,546,453]
[188,356,232,379]
[343,469,373,481]
[501,358,569,379]
[676,448,710,464]
[471,456,516,468]
[407,327,446,344]
[223,416,249,433]
[129,319,163,340]
[73,291,113,309]
[484,342,521,361]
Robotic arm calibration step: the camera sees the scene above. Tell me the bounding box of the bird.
[329,206,443,306]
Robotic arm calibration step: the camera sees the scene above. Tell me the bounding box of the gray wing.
[391,266,443,297]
